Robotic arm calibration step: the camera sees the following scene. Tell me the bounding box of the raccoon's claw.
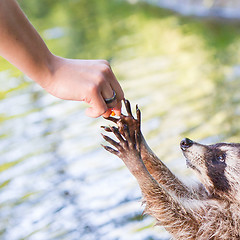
[124,98,133,117]
[101,133,119,149]
[101,123,141,160]
[104,116,119,123]
[102,99,143,161]
[101,144,118,155]
[101,126,127,144]
[101,126,111,132]
[105,99,141,137]
[136,104,141,131]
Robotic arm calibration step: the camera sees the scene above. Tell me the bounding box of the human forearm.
[0,0,53,86]
[0,0,124,118]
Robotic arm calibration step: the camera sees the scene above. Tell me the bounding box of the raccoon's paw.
[104,99,141,141]
[101,124,142,168]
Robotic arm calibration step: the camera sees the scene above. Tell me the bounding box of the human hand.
[0,0,123,117]
[43,56,124,118]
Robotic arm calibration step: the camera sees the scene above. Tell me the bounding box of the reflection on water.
[144,0,240,19]
[1,0,240,239]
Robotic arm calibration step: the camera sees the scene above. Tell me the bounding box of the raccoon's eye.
[216,154,225,163]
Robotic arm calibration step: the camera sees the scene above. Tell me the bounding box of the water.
[1,0,240,239]
[143,0,240,19]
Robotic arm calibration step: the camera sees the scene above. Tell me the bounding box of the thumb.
[85,98,108,118]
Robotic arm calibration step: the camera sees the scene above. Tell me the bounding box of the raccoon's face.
[180,138,240,199]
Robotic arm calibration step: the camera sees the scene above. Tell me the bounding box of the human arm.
[0,0,124,117]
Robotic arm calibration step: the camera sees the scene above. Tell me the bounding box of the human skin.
[0,0,124,117]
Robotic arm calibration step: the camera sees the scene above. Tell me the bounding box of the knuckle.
[94,72,106,85]
[101,65,111,76]
[96,61,112,76]
[88,82,99,95]
[99,59,110,66]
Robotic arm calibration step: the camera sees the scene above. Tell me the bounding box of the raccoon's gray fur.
[102,99,240,240]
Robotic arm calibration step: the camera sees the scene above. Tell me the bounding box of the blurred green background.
[1,0,240,239]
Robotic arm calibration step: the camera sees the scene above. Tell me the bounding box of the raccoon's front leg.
[102,125,199,240]
[104,99,191,198]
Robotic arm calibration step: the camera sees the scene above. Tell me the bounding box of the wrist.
[32,53,61,89]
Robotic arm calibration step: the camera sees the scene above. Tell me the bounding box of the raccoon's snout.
[180,138,193,150]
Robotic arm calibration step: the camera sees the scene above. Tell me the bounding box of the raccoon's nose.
[180,138,193,150]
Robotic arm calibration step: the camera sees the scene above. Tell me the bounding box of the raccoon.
[101,99,240,240]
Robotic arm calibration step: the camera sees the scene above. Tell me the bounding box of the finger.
[85,92,108,118]
[101,133,122,150]
[123,124,134,148]
[113,109,121,117]
[101,80,117,109]
[101,144,119,156]
[104,116,119,123]
[102,108,112,118]
[100,62,124,112]
[112,101,122,116]
[86,106,106,118]
[111,126,125,143]
[124,99,133,117]
[101,126,128,148]
[136,104,141,131]
[101,126,112,132]
[106,66,124,102]
[86,73,117,117]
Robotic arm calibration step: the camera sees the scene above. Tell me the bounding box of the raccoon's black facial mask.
[180,140,232,194]
[204,147,230,193]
